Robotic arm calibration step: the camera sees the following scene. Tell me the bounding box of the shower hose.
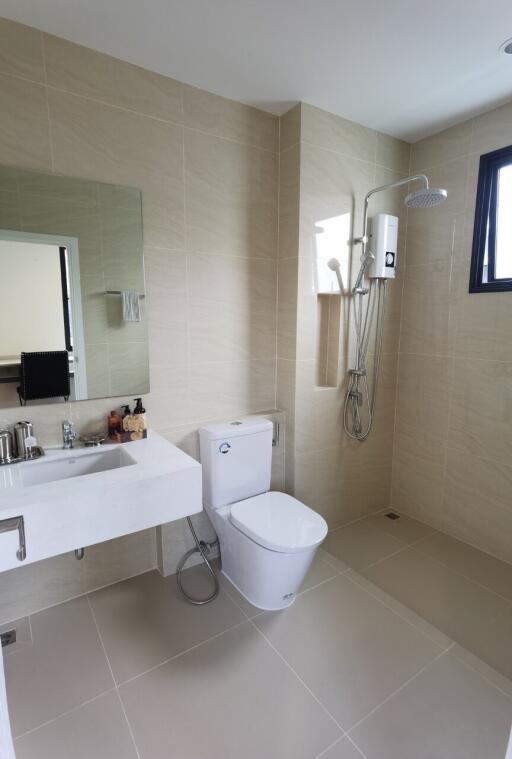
[176,517,219,605]
[343,278,387,441]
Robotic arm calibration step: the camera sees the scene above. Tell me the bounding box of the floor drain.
[385,512,400,520]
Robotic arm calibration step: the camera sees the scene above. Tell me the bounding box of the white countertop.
[0,430,203,572]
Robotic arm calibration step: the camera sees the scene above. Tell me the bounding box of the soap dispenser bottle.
[133,398,147,431]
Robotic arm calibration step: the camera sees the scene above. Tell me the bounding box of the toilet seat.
[229,491,327,554]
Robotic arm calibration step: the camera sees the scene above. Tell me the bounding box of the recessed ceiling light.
[499,38,512,54]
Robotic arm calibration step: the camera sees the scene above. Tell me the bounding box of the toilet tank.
[199,417,273,509]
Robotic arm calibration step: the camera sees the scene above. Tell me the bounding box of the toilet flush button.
[219,442,231,454]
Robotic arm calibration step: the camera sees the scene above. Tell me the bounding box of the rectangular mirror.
[0,165,149,408]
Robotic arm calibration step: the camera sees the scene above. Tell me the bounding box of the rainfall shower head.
[405,186,447,209]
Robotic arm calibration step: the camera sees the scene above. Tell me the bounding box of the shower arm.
[352,173,429,293]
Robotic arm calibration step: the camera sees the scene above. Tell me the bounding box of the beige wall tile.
[376,133,411,174]
[187,253,276,366]
[183,84,277,151]
[0,17,44,82]
[448,359,512,466]
[0,74,52,170]
[48,88,185,248]
[299,143,374,263]
[395,354,451,465]
[400,261,452,356]
[443,448,512,564]
[145,248,188,365]
[301,103,377,163]
[406,157,468,267]
[391,443,444,526]
[470,101,512,157]
[278,142,301,259]
[44,33,183,122]
[277,257,298,360]
[452,288,512,362]
[279,103,301,151]
[188,359,276,421]
[411,120,471,171]
[185,129,277,258]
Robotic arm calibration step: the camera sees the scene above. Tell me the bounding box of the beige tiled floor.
[4,524,512,759]
[325,511,512,679]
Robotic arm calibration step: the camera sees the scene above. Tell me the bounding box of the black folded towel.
[17,351,70,405]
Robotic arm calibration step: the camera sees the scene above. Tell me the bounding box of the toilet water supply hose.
[176,517,219,605]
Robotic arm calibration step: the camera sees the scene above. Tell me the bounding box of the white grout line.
[347,645,455,735]
[345,733,370,758]
[0,565,160,629]
[13,687,117,741]
[117,619,249,687]
[85,595,143,759]
[448,647,512,701]
[343,570,453,650]
[248,617,347,735]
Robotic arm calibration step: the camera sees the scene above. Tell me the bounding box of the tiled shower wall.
[392,101,512,565]
[278,103,410,528]
[0,16,281,623]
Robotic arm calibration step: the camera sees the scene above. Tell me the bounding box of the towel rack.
[105,290,145,298]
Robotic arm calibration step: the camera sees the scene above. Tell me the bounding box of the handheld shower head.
[405,186,447,209]
[327,258,345,293]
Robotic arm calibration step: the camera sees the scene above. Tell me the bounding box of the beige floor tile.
[318,737,366,758]
[319,546,350,574]
[364,511,436,545]
[5,597,113,737]
[89,567,245,684]
[299,549,341,592]
[362,547,510,673]
[345,571,453,650]
[120,622,341,759]
[450,644,512,698]
[0,616,32,656]
[415,531,512,601]
[14,691,138,759]
[323,521,406,571]
[350,654,512,759]
[254,575,441,730]
[466,603,512,679]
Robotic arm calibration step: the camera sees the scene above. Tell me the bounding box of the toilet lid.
[229,492,328,554]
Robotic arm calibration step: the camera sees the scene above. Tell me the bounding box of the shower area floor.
[2,512,512,759]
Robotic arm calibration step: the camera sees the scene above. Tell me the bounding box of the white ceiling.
[2,0,512,141]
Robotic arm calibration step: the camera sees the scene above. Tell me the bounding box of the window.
[470,144,512,292]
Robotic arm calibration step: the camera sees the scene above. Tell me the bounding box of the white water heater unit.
[368,213,398,279]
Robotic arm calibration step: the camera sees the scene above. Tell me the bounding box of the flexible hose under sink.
[176,517,220,605]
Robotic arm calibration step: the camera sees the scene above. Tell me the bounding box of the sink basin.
[20,447,136,488]
[0,431,202,573]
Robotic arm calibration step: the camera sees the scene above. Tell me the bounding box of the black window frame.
[470,143,512,293]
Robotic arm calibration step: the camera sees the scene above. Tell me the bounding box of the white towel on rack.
[121,290,141,322]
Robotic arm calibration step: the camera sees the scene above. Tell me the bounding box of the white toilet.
[199,417,328,610]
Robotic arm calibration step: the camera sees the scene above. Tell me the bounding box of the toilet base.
[221,568,297,612]
[219,524,319,611]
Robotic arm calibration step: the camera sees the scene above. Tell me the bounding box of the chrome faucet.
[62,420,76,450]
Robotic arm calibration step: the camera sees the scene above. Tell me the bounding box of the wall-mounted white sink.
[20,447,136,488]
[0,431,202,573]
